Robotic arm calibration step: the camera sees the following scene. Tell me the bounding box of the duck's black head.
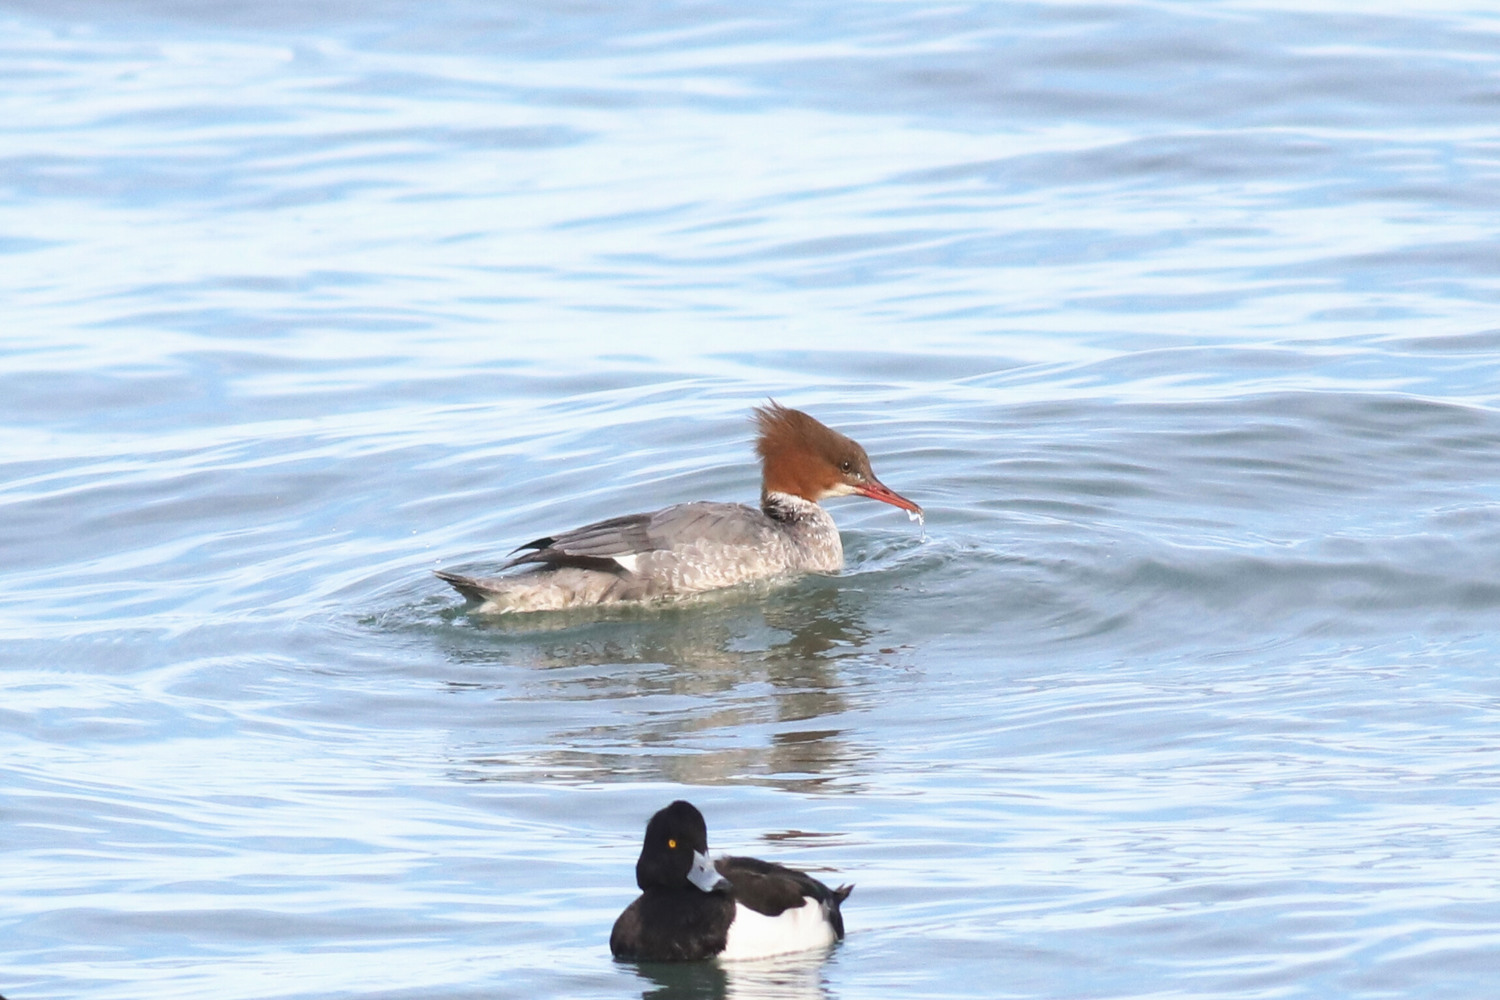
[636,800,728,893]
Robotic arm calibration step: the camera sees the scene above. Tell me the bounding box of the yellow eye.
[667,839,677,849]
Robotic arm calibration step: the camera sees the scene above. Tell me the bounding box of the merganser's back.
[435,403,921,614]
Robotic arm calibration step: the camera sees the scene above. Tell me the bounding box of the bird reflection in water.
[627,951,833,1000]
[438,575,886,790]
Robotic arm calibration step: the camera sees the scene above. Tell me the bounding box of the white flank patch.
[611,553,640,573]
[718,898,836,961]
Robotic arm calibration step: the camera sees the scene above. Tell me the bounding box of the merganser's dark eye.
[840,460,852,473]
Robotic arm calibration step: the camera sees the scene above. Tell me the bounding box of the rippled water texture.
[4,1,1500,997]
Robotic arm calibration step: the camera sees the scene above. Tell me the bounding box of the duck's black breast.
[718,856,851,938]
[610,887,736,962]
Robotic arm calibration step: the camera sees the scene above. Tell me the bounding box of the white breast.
[718,898,837,961]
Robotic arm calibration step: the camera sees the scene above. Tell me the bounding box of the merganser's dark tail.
[433,570,490,603]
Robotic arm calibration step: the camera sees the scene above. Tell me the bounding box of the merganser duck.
[435,402,921,613]
[610,800,852,962]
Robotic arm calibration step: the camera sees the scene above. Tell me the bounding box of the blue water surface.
[3,1,1500,997]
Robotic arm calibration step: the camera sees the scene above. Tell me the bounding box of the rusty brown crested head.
[753,402,921,514]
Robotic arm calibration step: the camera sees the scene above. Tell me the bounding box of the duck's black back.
[610,887,736,962]
[719,855,851,938]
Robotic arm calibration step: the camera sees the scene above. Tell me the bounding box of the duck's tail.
[826,884,853,938]
[434,569,494,604]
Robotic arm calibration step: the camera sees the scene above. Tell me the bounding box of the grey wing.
[504,512,656,572]
[503,502,764,574]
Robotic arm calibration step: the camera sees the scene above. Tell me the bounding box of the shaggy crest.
[753,402,870,502]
